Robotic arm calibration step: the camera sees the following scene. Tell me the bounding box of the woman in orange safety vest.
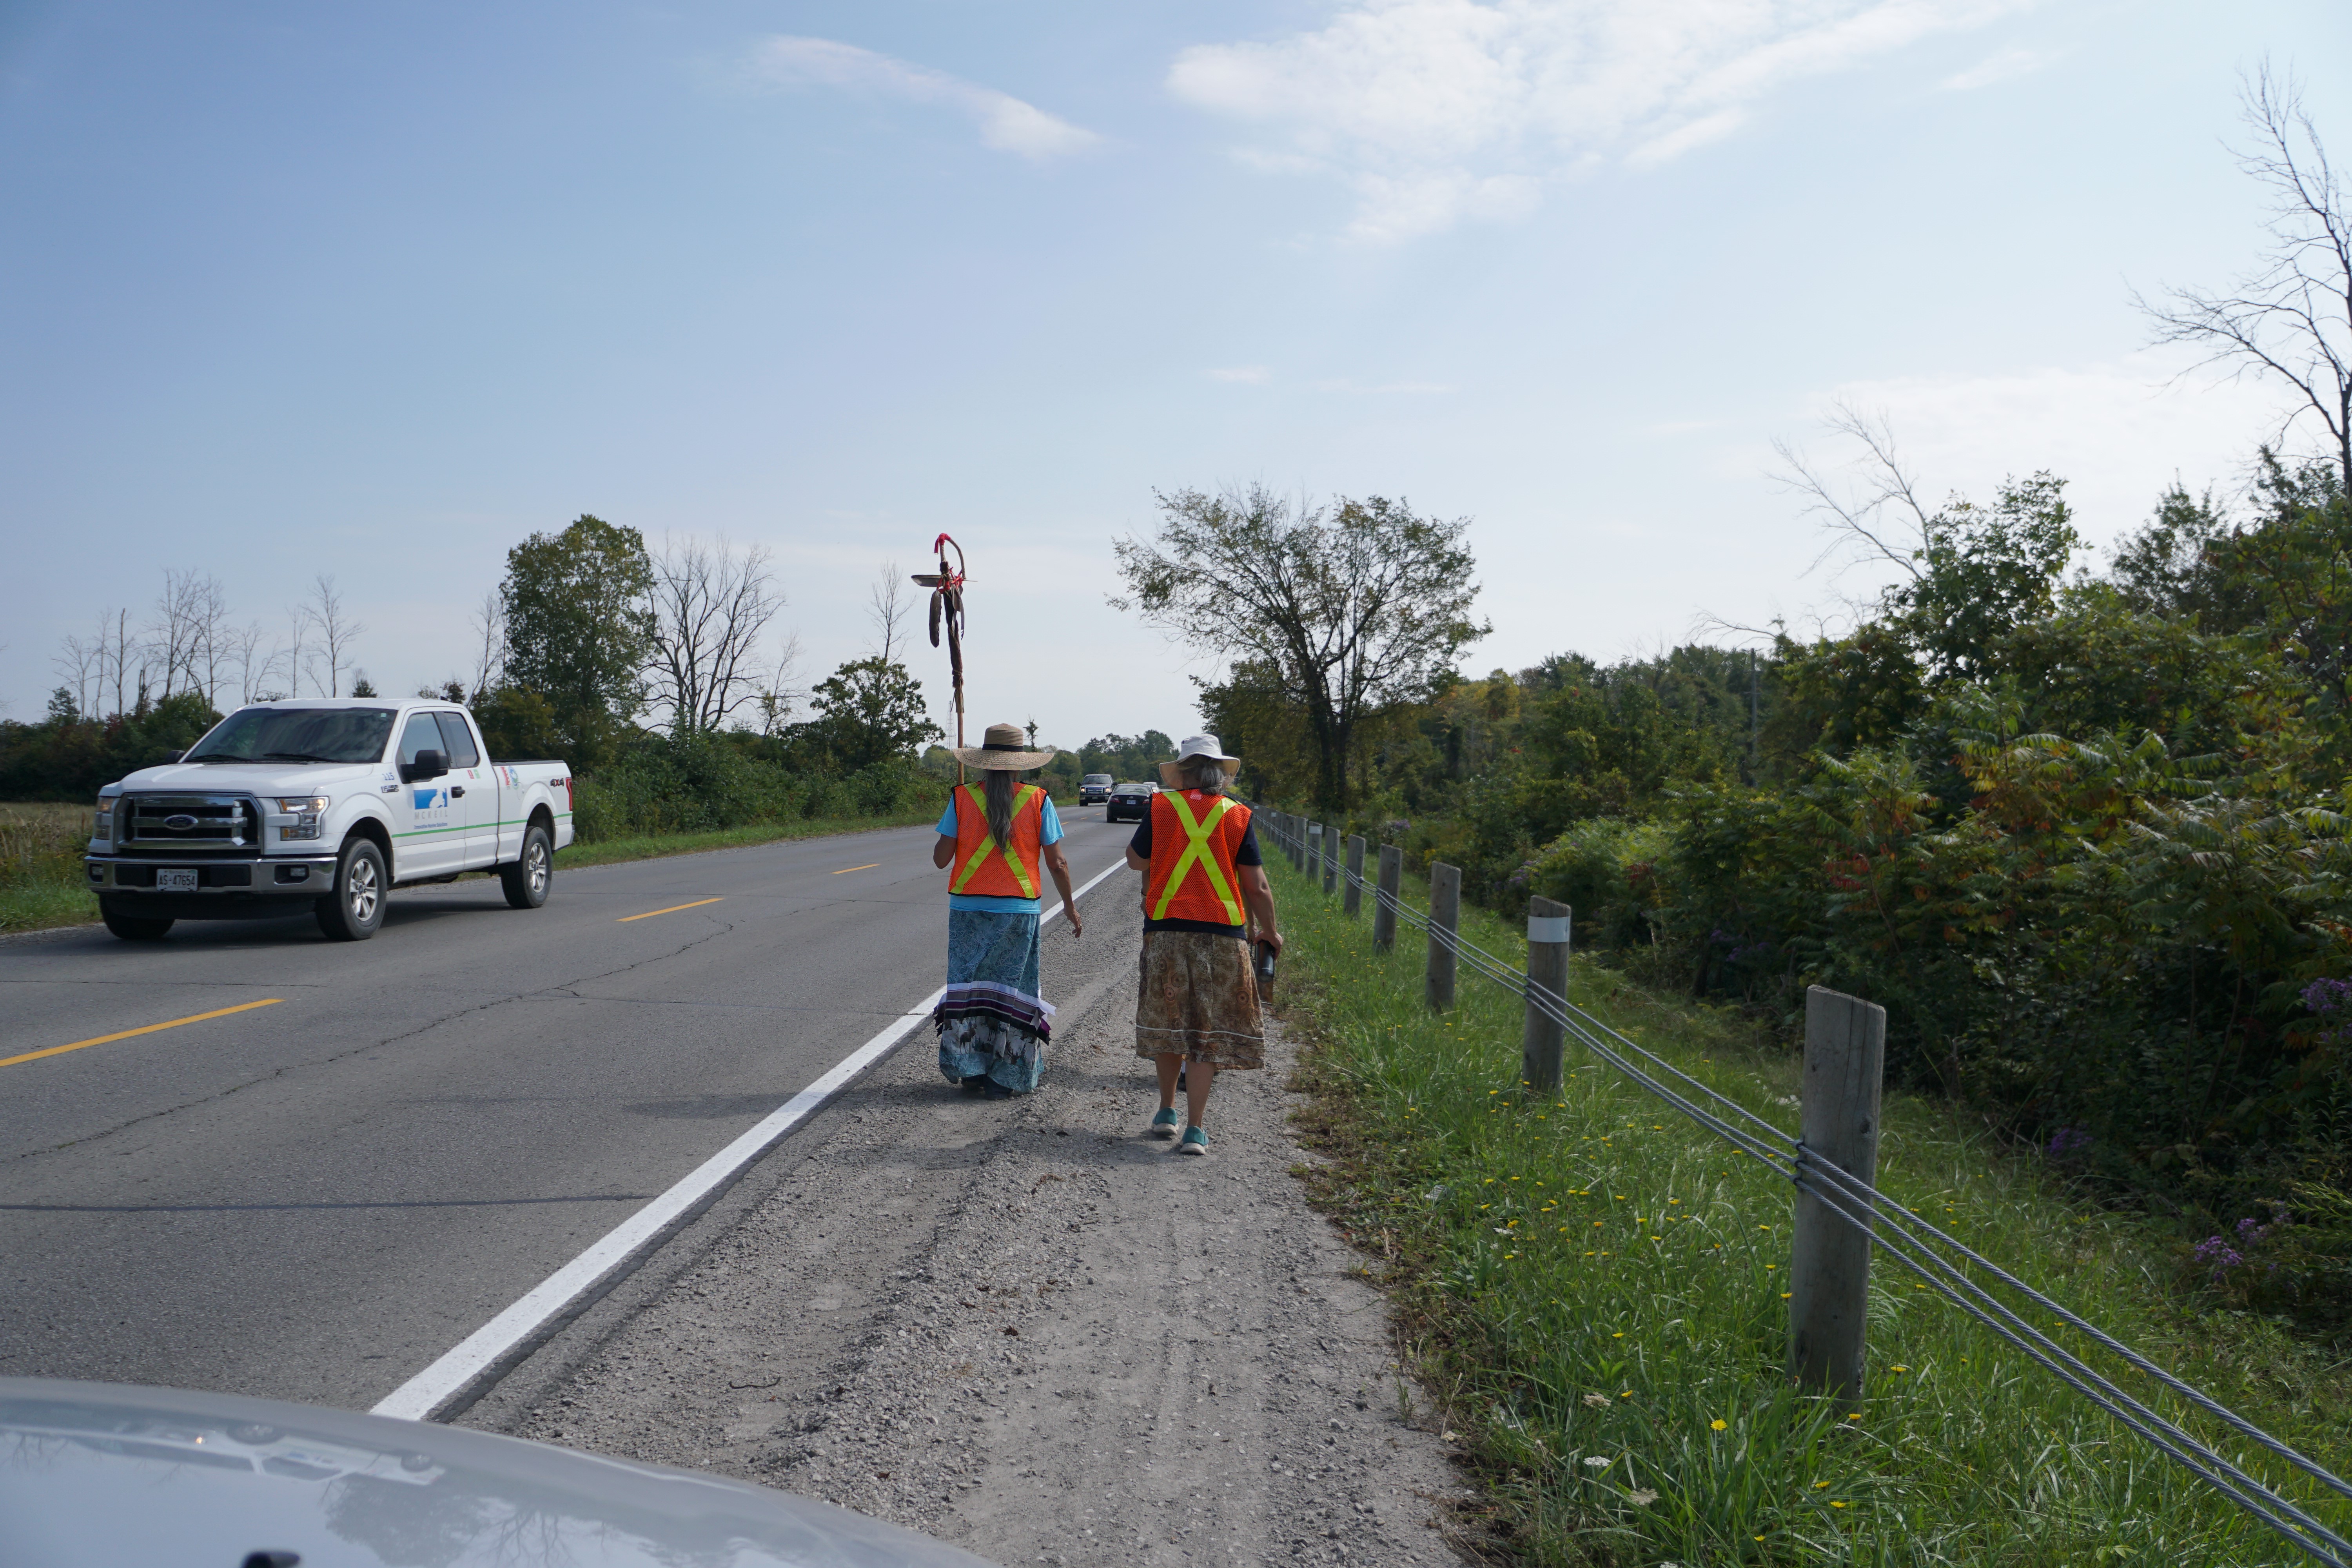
[1122,734,1281,1156]
[929,723,1083,1098]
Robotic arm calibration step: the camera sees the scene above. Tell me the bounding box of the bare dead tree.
[753,629,807,738]
[283,604,308,698]
[152,570,230,705]
[228,621,285,704]
[642,536,785,736]
[52,629,101,719]
[300,574,365,697]
[468,587,506,701]
[867,558,912,665]
[2138,65,2352,482]
[149,568,224,701]
[1772,403,1940,593]
[98,606,137,717]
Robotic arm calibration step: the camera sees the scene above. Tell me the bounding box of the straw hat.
[1156,733,1243,789]
[952,721,1058,771]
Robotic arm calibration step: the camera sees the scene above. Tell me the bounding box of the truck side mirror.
[401,749,448,784]
[160,751,184,764]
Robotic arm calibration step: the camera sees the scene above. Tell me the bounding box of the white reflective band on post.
[1308,824,1323,835]
[1528,915,1572,944]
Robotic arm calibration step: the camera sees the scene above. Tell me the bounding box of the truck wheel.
[316,839,387,942]
[101,903,174,941]
[501,822,553,909]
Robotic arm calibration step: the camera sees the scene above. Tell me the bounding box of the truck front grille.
[123,795,259,850]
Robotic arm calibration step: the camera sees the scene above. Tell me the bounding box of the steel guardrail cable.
[1785,1161,2352,1566]
[1256,815,2352,1557]
[1795,1152,2352,1506]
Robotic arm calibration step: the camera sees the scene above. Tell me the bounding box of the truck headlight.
[94,795,114,842]
[274,795,330,841]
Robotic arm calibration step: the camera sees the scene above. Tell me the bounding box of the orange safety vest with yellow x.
[1144,789,1254,926]
[948,782,1046,900]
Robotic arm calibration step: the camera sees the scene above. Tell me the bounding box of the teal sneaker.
[1149,1107,1181,1138]
[1177,1125,1209,1156]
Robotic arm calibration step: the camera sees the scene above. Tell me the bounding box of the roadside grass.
[0,802,97,933]
[1266,851,2352,1566]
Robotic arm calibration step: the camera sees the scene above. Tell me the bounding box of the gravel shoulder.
[461,875,1473,1567]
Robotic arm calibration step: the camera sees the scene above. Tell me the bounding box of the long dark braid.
[984,768,1018,848]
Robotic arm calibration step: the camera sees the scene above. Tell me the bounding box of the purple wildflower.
[2301,978,2352,1015]
[2193,1235,2243,1272]
[2046,1127,2092,1158]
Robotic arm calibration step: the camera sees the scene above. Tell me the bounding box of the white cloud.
[751,36,1099,160]
[1168,0,2033,241]
[1940,44,2056,90]
[1207,365,1273,383]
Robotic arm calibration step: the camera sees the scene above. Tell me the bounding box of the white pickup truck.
[84,698,574,943]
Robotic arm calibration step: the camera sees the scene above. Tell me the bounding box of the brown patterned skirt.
[1134,930,1264,1069]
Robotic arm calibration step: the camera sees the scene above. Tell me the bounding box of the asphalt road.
[0,811,1138,1412]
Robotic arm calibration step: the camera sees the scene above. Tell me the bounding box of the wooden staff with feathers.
[911,534,967,782]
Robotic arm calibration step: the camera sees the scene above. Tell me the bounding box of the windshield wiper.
[257,752,345,763]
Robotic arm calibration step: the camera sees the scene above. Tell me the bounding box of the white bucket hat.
[1158,733,1242,788]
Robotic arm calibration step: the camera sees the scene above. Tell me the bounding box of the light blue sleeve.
[1039,797,1064,845]
[935,800,957,837]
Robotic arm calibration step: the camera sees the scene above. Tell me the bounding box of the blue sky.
[2,1,2345,751]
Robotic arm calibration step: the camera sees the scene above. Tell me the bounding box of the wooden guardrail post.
[1308,821,1324,886]
[1291,815,1305,871]
[1373,845,1401,953]
[1790,985,1887,1401]
[1425,862,1460,1012]
[1521,897,1570,1093]
[1343,835,1365,918]
[1323,826,1339,895]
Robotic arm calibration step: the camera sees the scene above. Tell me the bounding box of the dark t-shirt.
[1130,807,1262,936]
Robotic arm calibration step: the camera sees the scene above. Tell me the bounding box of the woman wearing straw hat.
[930,722,1083,1098]
[1122,734,1281,1155]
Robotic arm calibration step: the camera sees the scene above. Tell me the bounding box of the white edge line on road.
[370,849,1132,1423]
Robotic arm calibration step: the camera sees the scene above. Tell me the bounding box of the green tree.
[1113,485,1488,811]
[500,515,654,767]
[1897,473,2081,682]
[799,656,942,773]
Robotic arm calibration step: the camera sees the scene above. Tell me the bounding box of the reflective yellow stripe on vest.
[1150,792,1241,922]
[950,784,1041,898]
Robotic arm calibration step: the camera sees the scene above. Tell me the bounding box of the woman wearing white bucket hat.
[1122,733,1281,1156]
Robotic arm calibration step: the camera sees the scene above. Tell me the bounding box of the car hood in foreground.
[0,1378,998,1568]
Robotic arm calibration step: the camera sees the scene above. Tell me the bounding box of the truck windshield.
[184,708,399,765]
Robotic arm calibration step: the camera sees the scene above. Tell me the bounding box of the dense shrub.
[568,735,945,843]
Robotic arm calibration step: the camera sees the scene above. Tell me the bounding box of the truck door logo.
[412,788,449,810]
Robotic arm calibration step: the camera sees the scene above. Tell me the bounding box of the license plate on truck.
[155,869,197,892]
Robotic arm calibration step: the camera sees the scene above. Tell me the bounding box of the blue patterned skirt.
[935,908,1055,1093]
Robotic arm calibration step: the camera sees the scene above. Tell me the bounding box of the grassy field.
[1262,848,2352,1566]
[0,800,962,934]
[0,801,98,933]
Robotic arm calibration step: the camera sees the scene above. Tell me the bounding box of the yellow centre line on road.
[832,863,881,875]
[1,998,284,1071]
[617,897,726,922]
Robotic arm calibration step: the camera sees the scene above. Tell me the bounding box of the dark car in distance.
[1105,781,1153,823]
[1078,773,1113,805]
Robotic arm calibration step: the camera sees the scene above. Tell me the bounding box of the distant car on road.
[1105,781,1154,823]
[1078,773,1113,804]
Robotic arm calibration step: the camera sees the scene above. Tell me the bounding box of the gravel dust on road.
[460,871,1474,1567]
